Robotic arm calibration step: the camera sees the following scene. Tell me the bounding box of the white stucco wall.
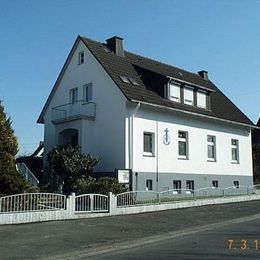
[131,105,253,177]
[43,40,127,171]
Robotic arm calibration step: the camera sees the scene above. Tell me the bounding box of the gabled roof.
[38,35,255,127]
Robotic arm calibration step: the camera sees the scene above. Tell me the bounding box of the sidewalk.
[0,200,260,259]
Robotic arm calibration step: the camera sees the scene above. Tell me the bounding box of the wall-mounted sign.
[163,128,171,145]
[117,169,131,184]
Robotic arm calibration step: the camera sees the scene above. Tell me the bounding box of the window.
[186,180,194,191]
[84,83,93,102]
[184,87,194,105]
[143,132,154,156]
[212,180,218,188]
[231,139,239,163]
[119,76,131,84]
[78,51,84,65]
[197,91,207,109]
[233,181,239,189]
[146,180,153,191]
[173,180,181,194]
[207,135,216,161]
[128,77,139,86]
[70,88,78,103]
[169,82,181,102]
[178,131,188,159]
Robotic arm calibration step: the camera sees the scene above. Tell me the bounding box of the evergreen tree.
[0,101,29,195]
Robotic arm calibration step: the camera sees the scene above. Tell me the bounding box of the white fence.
[0,193,66,213]
[75,194,108,212]
[116,185,260,207]
[1,184,260,225]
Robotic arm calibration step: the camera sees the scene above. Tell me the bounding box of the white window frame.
[70,88,78,104]
[207,135,216,162]
[143,132,154,156]
[233,181,239,189]
[178,131,188,159]
[186,180,194,191]
[83,83,93,102]
[169,82,181,103]
[231,139,239,163]
[197,90,207,109]
[173,180,181,194]
[212,180,218,188]
[146,179,153,191]
[184,86,194,105]
[78,51,84,65]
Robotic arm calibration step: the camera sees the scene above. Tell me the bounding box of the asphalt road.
[1,200,260,259]
[90,215,260,260]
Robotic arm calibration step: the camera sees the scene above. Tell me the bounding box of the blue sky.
[0,0,259,155]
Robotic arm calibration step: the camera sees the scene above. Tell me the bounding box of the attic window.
[119,76,139,86]
[78,51,84,65]
[128,77,139,86]
[120,76,131,83]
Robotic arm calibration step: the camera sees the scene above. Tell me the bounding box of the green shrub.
[75,176,127,195]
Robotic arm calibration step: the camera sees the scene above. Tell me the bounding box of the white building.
[38,35,256,191]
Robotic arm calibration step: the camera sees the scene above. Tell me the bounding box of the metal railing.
[0,193,66,213]
[16,162,39,187]
[116,184,260,207]
[52,101,96,122]
[75,194,109,213]
[160,189,194,202]
[117,191,160,207]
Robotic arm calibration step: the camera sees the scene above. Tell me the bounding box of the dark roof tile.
[81,36,253,126]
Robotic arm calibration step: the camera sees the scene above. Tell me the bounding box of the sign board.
[117,169,131,184]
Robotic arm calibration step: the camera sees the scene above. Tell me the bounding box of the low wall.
[1,193,260,225]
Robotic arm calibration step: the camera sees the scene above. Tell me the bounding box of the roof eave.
[130,99,257,129]
[37,35,82,124]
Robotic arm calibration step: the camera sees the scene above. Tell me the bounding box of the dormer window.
[78,51,84,65]
[184,87,194,105]
[197,91,207,109]
[169,82,181,102]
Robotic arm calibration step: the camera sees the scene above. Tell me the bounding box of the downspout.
[156,119,159,193]
[129,102,140,190]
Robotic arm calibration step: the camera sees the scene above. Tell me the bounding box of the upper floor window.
[207,135,216,161]
[178,131,188,159]
[84,83,93,102]
[231,139,239,163]
[143,132,154,156]
[70,88,78,103]
[184,87,194,105]
[78,51,84,65]
[197,91,207,109]
[169,83,181,102]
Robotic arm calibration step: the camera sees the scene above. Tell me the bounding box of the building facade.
[38,35,255,191]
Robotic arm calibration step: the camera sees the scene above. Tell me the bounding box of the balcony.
[52,101,96,124]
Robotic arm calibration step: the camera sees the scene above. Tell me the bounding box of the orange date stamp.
[228,239,260,250]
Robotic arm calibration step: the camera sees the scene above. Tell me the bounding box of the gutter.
[130,99,259,130]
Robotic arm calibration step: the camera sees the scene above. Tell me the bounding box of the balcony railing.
[52,101,96,123]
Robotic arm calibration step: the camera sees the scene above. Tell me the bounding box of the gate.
[75,194,109,213]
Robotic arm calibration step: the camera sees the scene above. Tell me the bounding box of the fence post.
[158,192,161,204]
[193,190,196,201]
[67,192,75,219]
[222,189,225,198]
[90,194,94,212]
[109,192,117,215]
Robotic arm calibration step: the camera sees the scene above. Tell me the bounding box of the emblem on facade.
[163,128,170,145]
